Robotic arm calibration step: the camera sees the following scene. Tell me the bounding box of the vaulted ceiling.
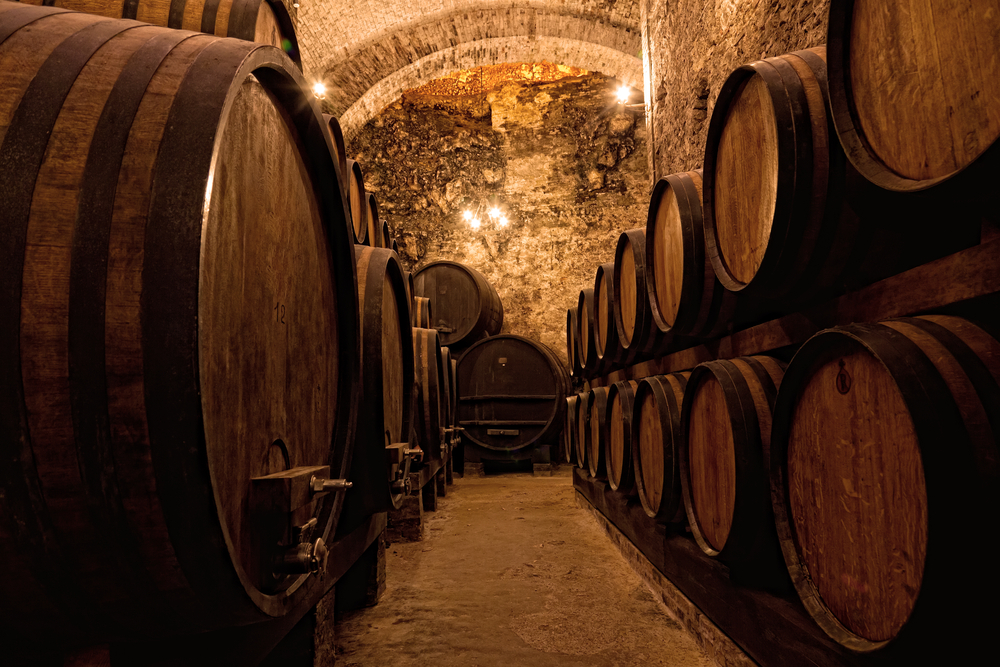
[294,0,643,138]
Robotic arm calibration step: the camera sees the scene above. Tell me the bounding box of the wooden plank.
[590,236,1000,385]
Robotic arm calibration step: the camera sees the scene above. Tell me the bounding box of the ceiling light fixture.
[312,81,326,100]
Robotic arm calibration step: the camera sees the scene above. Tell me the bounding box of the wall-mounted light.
[462,200,509,231]
[312,81,326,100]
[616,84,645,112]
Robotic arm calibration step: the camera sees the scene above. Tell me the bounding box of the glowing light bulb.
[498,216,508,228]
[462,210,474,221]
[616,85,630,104]
[312,81,327,99]
[488,207,501,219]
[469,218,481,229]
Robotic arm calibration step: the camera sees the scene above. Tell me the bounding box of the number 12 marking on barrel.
[275,302,286,324]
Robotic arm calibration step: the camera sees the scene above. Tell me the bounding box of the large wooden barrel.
[680,357,785,565]
[593,263,627,374]
[564,395,579,464]
[365,191,381,248]
[575,391,589,468]
[632,374,689,522]
[457,335,568,456]
[606,380,639,496]
[577,288,599,377]
[413,260,504,350]
[613,229,664,363]
[566,307,582,378]
[770,316,1000,654]
[345,159,367,245]
[15,0,302,67]
[0,3,358,640]
[350,246,413,514]
[703,48,869,305]
[412,327,446,461]
[323,113,347,195]
[413,296,432,329]
[646,170,735,341]
[586,386,611,479]
[827,0,1000,199]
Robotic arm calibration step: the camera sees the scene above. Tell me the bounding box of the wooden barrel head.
[713,72,779,287]
[651,178,686,327]
[607,380,638,492]
[686,374,737,551]
[617,235,639,345]
[576,391,589,467]
[595,265,611,355]
[787,337,926,643]
[845,0,1000,183]
[346,159,366,244]
[588,386,609,478]
[365,191,379,248]
[413,261,503,349]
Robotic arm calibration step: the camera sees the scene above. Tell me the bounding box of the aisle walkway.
[333,469,712,666]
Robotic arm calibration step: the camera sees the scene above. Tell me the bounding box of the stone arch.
[337,35,642,140]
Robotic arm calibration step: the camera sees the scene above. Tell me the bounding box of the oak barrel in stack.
[457,335,568,460]
[577,288,599,378]
[613,229,663,363]
[381,220,392,250]
[566,307,582,378]
[632,374,689,522]
[14,0,302,66]
[413,260,504,351]
[323,114,348,191]
[703,47,869,306]
[345,158,367,244]
[413,296,432,329]
[770,316,1000,655]
[350,246,413,514]
[680,357,785,566]
[575,391,589,468]
[646,170,735,342]
[412,327,446,462]
[564,395,579,464]
[593,263,627,375]
[827,0,1000,203]
[365,191,381,248]
[0,3,358,640]
[605,380,639,496]
[587,386,611,479]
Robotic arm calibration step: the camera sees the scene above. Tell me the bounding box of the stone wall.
[348,72,648,364]
[641,0,829,181]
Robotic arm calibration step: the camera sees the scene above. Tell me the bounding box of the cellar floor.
[330,468,712,666]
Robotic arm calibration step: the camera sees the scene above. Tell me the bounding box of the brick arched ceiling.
[296,0,642,138]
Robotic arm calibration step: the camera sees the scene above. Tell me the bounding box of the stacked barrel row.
[567,1,1000,661]
[323,113,398,251]
[567,21,994,380]
[569,314,1000,656]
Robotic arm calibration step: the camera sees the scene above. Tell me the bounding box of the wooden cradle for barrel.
[0,3,358,642]
[413,260,504,352]
[770,316,1000,657]
[15,0,302,66]
[457,335,569,462]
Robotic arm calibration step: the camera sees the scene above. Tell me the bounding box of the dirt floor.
[331,468,712,666]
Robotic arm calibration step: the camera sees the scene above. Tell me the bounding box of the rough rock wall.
[349,73,648,364]
[641,0,829,181]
